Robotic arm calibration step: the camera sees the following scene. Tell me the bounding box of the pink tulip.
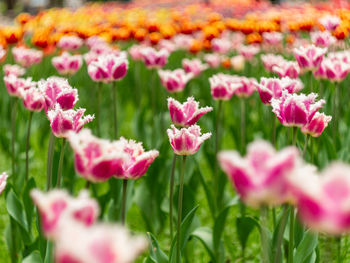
[272,61,300,79]
[0,172,8,195]
[88,53,128,83]
[262,32,283,45]
[257,77,304,105]
[319,15,341,31]
[39,77,78,111]
[219,140,300,207]
[168,97,213,127]
[20,86,45,112]
[140,47,169,69]
[52,52,83,76]
[158,69,193,93]
[301,112,332,137]
[3,64,25,77]
[233,77,257,98]
[57,35,84,51]
[0,45,6,61]
[211,38,231,54]
[311,31,336,48]
[68,129,127,182]
[129,44,147,61]
[293,45,327,72]
[31,189,99,239]
[173,34,193,50]
[231,55,245,71]
[209,73,237,101]
[167,124,211,155]
[328,51,350,64]
[12,46,43,68]
[85,36,106,49]
[261,54,285,72]
[182,58,208,76]
[238,45,260,60]
[4,75,36,97]
[323,58,350,82]
[204,53,221,68]
[289,162,350,234]
[47,104,94,138]
[158,39,176,53]
[54,221,147,263]
[314,62,327,80]
[271,91,325,127]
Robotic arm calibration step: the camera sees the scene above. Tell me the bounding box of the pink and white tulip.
[262,32,283,45]
[31,189,99,239]
[293,45,327,72]
[167,124,211,155]
[209,74,237,101]
[311,31,336,48]
[301,112,332,137]
[218,140,300,207]
[0,172,8,195]
[182,58,208,76]
[52,52,83,76]
[20,86,45,112]
[261,54,285,72]
[167,97,213,127]
[0,45,6,61]
[12,46,43,68]
[319,15,341,31]
[239,45,260,60]
[323,58,350,82]
[271,91,325,127]
[4,64,25,77]
[4,75,36,97]
[272,61,300,79]
[211,38,231,54]
[233,77,257,98]
[57,35,84,51]
[47,104,94,138]
[140,47,169,69]
[158,69,193,93]
[204,53,221,68]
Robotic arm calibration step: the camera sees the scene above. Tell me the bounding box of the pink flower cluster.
[140,47,169,69]
[293,45,327,72]
[12,46,43,68]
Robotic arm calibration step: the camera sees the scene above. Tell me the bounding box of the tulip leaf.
[23,177,36,235]
[6,189,29,232]
[23,251,43,263]
[146,232,169,263]
[191,227,215,262]
[294,231,318,263]
[236,216,259,252]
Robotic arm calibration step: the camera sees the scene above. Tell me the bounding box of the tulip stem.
[112,82,118,139]
[121,179,128,225]
[25,111,33,182]
[333,82,338,147]
[177,155,187,263]
[303,134,310,159]
[56,138,66,188]
[240,99,245,154]
[309,71,313,93]
[272,114,276,148]
[260,206,270,263]
[169,154,177,241]
[11,98,17,178]
[273,205,289,263]
[214,100,223,210]
[292,127,297,146]
[337,236,342,263]
[46,132,56,190]
[288,207,295,263]
[96,82,102,137]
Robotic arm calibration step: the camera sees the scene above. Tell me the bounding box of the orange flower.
[16,13,32,25]
[32,28,51,49]
[221,58,231,69]
[2,26,23,45]
[333,25,349,40]
[246,32,263,44]
[134,28,147,42]
[149,32,163,45]
[203,26,219,41]
[189,39,202,53]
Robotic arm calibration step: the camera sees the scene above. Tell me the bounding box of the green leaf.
[23,178,36,234]
[23,251,43,263]
[6,189,28,231]
[236,216,259,251]
[294,231,318,263]
[191,227,215,262]
[169,205,199,263]
[146,232,169,263]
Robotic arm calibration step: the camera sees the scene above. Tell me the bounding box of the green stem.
[302,134,310,159]
[288,207,295,263]
[214,100,223,210]
[121,179,128,225]
[337,236,342,263]
[177,156,187,263]
[240,99,245,154]
[260,206,269,263]
[112,82,118,139]
[11,98,17,177]
[272,114,276,148]
[292,127,297,146]
[46,132,56,190]
[273,205,289,263]
[333,82,338,147]
[25,111,33,182]
[309,71,313,93]
[96,82,102,137]
[56,138,66,188]
[169,154,177,241]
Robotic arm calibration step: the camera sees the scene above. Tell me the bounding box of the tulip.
[158,39,176,53]
[231,55,245,71]
[52,52,83,76]
[85,36,106,49]
[167,97,213,127]
[238,45,260,60]
[262,32,283,45]
[87,53,129,83]
[293,45,327,72]
[182,58,208,76]
[57,35,84,50]
[20,86,45,112]
[289,162,350,234]
[209,73,237,101]
[257,77,304,105]
[261,54,285,73]
[0,172,8,195]
[271,91,325,127]
[39,77,79,111]
[167,124,211,156]
[3,64,25,77]
[319,15,341,31]
[31,189,99,239]
[313,62,327,80]
[323,58,350,83]
[233,77,257,98]
[0,45,6,61]
[211,38,231,54]
[272,61,300,79]
[140,47,169,69]
[54,220,147,263]
[301,112,332,138]
[129,44,147,61]
[47,104,94,138]
[158,69,193,93]
[218,140,300,207]
[4,75,35,97]
[12,46,43,68]
[311,31,336,48]
[204,53,221,68]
